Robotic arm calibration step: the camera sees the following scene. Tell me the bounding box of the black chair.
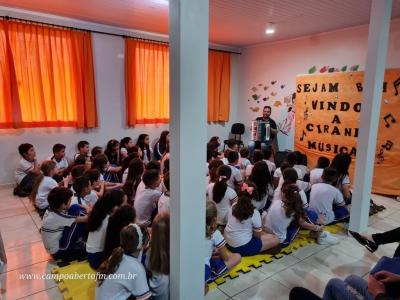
[223,123,245,150]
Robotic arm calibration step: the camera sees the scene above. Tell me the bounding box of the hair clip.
[241,183,254,195]
[128,223,143,249]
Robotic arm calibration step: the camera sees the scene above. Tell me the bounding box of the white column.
[349,0,392,232]
[169,1,209,299]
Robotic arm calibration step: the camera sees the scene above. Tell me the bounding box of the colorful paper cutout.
[350,65,360,71]
[281,85,285,89]
[320,66,328,73]
[264,86,269,91]
[271,92,277,96]
[341,65,347,72]
[251,87,258,92]
[251,94,261,100]
[273,101,282,107]
[271,81,277,85]
[308,66,317,74]
[249,107,260,112]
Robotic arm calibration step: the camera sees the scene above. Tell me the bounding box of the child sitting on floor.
[263,184,325,247]
[205,201,241,294]
[224,183,280,256]
[71,176,97,209]
[31,160,59,217]
[310,156,330,185]
[206,165,238,227]
[41,187,88,261]
[309,167,350,225]
[158,172,171,213]
[122,158,145,205]
[74,140,90,161]
[226,151,243,189]
[14,143,40,197]
[86,190,126,270]
[120,137,134,159]
[96,224,151,300]
[84,169,105,198]
[137,134,152,163]
[239,147,251,170]
[134,170,162,226]
[245,150,264,178]
[248,161,274,212]
[49,143,69,181]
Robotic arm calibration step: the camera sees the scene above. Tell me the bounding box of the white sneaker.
[317,231,339,245]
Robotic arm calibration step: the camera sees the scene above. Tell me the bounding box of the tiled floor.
[0,187,399,300]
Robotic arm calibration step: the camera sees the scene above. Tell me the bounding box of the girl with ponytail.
[206,165,237,226]
[249,161,274,212]
[263,183,324,247]
[96,223,151,300]
[224,182,280,256]
[30,160,59,217]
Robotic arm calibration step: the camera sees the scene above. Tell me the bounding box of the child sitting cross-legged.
[205,201,241,294]
[41,187,88,261]
[224,182,280,256]
[134,170,162,226]
[96,224,152,300]
[71,176,96,210]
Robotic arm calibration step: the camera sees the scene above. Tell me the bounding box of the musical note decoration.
[381,140,394,151]
[383,113,396,128]
[271,80,277,85]
[308,66,317,74]
[377,140,395,164]
[300,130,306,141]
[271,91,277,96]
[393,77,400,96]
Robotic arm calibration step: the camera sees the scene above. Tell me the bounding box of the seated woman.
[224,182,280,256]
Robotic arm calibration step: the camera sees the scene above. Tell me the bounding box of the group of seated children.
[13,133,364,298]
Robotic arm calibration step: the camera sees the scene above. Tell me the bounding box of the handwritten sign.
[295,69,400,195]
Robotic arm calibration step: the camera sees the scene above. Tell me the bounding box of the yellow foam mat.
[52,222,349,299]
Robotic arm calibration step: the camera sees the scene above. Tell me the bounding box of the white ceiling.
[0,0,399,47]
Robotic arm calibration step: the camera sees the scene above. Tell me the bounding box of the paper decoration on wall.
[384,99,389,104]
[258,83,263,86]
[308,66,317,74]
[341,65,348,72]
[249,107,260,112]
[350,65,360,71]
[251,94,261,100]
[271,91,277,96]
[251,87,258,92]
[281,85,285,89]
[263,97,269,101]
[264,86,269,91]
[271,80,277,85]
[320,66,328,73]
[328,67,336,73]
[273,100,282,107]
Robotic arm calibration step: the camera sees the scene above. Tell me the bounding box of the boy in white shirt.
[226,151,243,189]
[14,143,40,197]
[71,176,97,209]
[309,167,350,225]
[245,150,264,178]
[49,144,69,181]
[41,187,88,261]
[74,140,90,161]
[134,170,163,226]
[262,148,276,174]
[310,156,330,185]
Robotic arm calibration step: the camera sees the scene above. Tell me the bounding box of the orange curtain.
[125,40,231,125]
[125,39,169,126]
[208,50,231,122]
[0,20,97,128]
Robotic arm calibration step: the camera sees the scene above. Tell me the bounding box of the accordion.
[251,120,271,141]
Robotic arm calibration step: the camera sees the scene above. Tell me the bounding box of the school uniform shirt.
[224,204,262,248]
[144,250,169,300]
[206,183,238,225]
[245,164,253,178]
[239,158,251,170]
[48,156,69,171]
[158,193,170,213]
[309,183,345,224]
[310,168,324,185]
[120,147,128,157]
[136,181,164,197]
[73,153,90,161]
[134,188,163,225]
[262,199,293,243]
[227,165,242,189]
[41,210,76,254]
[293,164,309,180]
[205,230,226,265]
[35,176,58,209]
[221,158,228,165]
[70,189,98,207]
[273,166,302,180]
[277,177,311,192]
[336,174,351,194]
[96,254,151,300]
[86,215,110,254]
[264,159,277,174]
[251,185,274,211]
[15,158,34,184]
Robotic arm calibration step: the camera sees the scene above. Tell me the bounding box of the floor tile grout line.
[19,196,42,232]
[1,257,52,275]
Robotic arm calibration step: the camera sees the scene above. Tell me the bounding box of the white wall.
[0,8,242,185]
[239,19,400,151]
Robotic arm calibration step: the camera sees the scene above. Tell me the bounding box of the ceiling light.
[152,0,169,5]
[265,23,276,35]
